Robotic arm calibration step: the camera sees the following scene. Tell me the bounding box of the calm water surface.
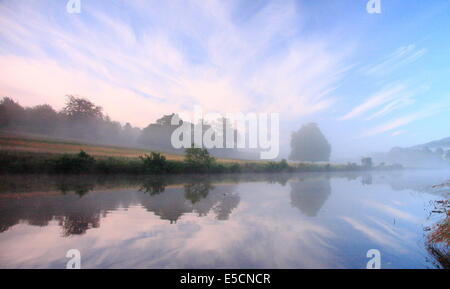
[0,171,448,268]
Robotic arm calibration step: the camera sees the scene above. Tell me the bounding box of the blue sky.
[0,0,449,160]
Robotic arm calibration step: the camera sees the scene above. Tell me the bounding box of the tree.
[445,150,450,161]
[156,113,177,126]
[138,113,182,150]
[53,150,96,173]
[27,104,59,133]
[0,97,25,127]
[361,157,373,168]
[185,145,215,170]
[139,152,168,174]
[289,123,331,162]
[61,95,104,140]
[121,122,140,144]
[63,95,103,121]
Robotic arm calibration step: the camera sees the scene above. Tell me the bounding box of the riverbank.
[0,150,402,175]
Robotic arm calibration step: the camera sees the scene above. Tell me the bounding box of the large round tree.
[289,123,331,162]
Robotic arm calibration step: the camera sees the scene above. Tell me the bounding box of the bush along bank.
[0,148,403,175]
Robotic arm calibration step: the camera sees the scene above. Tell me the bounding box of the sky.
[0,0,449,160]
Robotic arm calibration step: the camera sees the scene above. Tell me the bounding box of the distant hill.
[387,136,450,168]
[370,136,450,168]
[412,137,450,150]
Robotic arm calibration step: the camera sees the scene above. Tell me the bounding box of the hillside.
[387,136,450,168]
[413,137,450,150]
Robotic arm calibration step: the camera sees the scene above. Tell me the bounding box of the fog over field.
[0,0,449,272]
[1,0,449,166]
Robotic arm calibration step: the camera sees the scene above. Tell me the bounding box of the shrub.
[184,146,215,172]
[96,157,143,174]
[139,152,168,174]
[53,150,95,174]
[228,163,242,173]
[262,159,290,172]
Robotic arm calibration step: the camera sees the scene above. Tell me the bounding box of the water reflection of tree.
[0,189,136,236]
[142,189,191,224]
[265,174,291,186]
[361,174,372,186]
[0,175,243,235]
[57,178,95,197]
[139,177,167,195]
[57,214,101,237]
[141,181,240,223]
[425,200,449,268]
[184,182,214,204]
[290,177,331,217]
[213,193,240,220]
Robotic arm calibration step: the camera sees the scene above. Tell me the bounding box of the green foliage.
[263,159,290,172]
[0,150,51,173]
[0,96,142,146]
[0,148,405,175]
[95,157,142,174]
[0,97,245,159]
[229,163,242,173]
[53,150,96,174]
[289,123,331,162]
[63,95,103,120]
[184,146,216,172]
[139,152,168,174]
[0,97,25,128]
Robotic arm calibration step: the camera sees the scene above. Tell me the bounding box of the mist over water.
[1,0,450,273]
[0,170,448,269]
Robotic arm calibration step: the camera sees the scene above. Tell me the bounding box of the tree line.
[1,95,337,162]
[0,95,245,158]
[0,95,141,147]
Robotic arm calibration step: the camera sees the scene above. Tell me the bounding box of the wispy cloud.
[339,84,405,120]
[0,0,351,127]
[360,98,450,137]
[362,44,427,76]
[361,113,426,138]
[364,85,429,120]
[339,216,408,253]
[365,98,414,120]
[363,202,420,224]
[391,130,406,136]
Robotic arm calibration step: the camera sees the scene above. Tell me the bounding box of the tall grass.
[0,150,401,175]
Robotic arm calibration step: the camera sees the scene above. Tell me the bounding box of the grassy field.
[0,131,401,175]
[0,132,249,163]
[0,132,329,175]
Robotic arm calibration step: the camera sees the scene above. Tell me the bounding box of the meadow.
[0,132,249,162]
[0,132,400,175]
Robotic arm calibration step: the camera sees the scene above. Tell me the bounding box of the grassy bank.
[0,149,401,175]
[0,132,245,163]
